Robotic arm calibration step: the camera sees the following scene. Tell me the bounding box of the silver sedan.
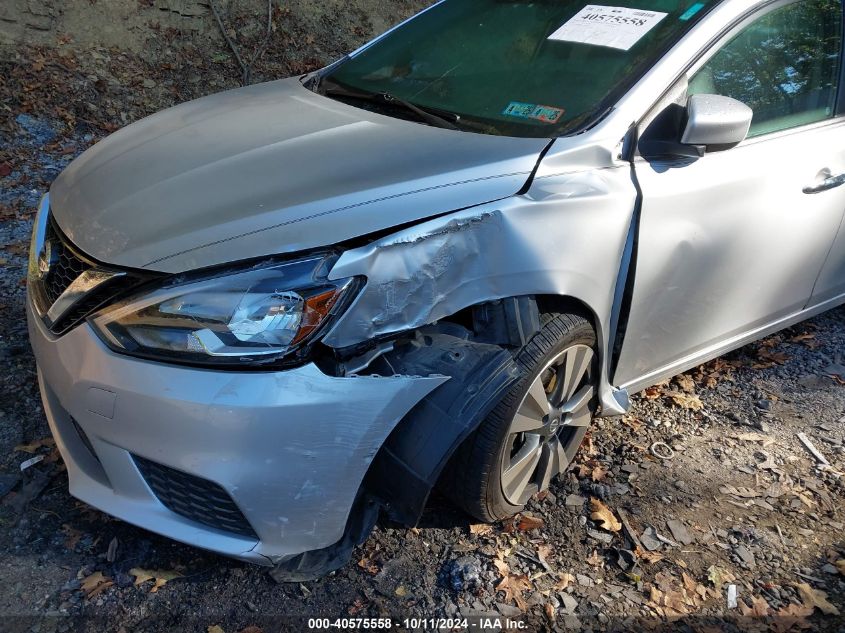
[27,0,845,579]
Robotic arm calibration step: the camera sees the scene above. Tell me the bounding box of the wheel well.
[437,294,600,349]
[535,294,598,329]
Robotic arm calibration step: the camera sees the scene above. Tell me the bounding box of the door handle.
[803,169,845,194]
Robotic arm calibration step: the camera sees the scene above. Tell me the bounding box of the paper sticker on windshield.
[503,102,565,123]
[548,5,667,50]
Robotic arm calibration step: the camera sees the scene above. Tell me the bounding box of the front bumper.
[27,297,447,564]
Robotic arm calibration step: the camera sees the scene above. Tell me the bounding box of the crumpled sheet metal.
[323,167,637,414]
[325,168,634,346]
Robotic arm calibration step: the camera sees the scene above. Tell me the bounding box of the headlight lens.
[90,256,354,365]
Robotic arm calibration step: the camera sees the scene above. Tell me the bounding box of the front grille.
[32,216,152,334]
[42,219,92,306]
[134,455,258,539]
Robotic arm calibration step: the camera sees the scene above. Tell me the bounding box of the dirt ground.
[1,2,845,632]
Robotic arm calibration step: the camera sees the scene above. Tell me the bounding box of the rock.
[823,363,845,380]
[755,399,772,411]
[444,556,482,593]
[576,574,594,587]
[734,544,756,569]
[640,527,662,551]
[0,473,19,498]
[559,593,579,614]
[822,564,839,575]
[666,519,694,545]
[754,419,771,433]
[113,573,134,589]
[587,529,614,545]
[565,494,586,507]
[496,602,522,618]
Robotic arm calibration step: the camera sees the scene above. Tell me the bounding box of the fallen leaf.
[496,573,532,610]
[664,390,704,410]
[80,571,113,599]
[537,544,553,563]
[591,465,608,482]
[621,416,642,431]
[14,438,55,454]
[3,243,28,256]
[635,546,664,564]
[516,514,544,531]
[738,595,770,618]
[130,568,182,593]
[734,432,770,443]
[674,374,695,393]
[394,585,407,597]
[62,524,83,550]
[586,549,603,567]
[347,598,367,615]
[208,627,225,633]
[772,602,814,633]
[544,603,555,622]
[469,523,493,536]
[643,386,663,400]
[756,350,790,365]
[719,484,761,498]
[589,498,621,532]
[576,463,592,478]
[706,565,734,590]
[836,559,845,575]
[790,332,818,349]
[793,582,840,615]
[553,572,575,591]
[493,557,510,577]
[648,585,689,616]
[357,556,379,575]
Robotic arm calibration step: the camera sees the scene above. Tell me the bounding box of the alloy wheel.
[500,344,595,505]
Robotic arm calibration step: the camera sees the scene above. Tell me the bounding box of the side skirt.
[619,292,845,396]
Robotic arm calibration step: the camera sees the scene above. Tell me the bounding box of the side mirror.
[681,94,753,150]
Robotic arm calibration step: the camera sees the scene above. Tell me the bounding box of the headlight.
[90,256,356,366]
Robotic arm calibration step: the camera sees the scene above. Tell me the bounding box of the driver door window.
[688,0,842,137]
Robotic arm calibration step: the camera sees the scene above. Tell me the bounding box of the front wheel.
[444,313,597,522]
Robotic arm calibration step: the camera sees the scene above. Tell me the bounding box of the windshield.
[322,0,719,137]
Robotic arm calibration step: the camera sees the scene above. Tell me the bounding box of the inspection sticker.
[502,101,565,123]
[548,5,668,50]
[679,2,705,20]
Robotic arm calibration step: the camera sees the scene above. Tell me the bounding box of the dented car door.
[614,0,845,389]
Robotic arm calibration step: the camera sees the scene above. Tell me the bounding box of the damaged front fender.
[323,167,638,415]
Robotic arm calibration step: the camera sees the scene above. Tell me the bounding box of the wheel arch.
[354,291,606,528]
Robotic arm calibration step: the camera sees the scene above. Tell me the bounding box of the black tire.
[443,312,597,522]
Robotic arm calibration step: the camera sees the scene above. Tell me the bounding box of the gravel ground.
[1,15,845,631]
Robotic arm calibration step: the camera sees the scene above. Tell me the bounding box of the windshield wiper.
[320,80,460,131]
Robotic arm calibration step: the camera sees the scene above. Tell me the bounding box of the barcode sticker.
[548,5,668,50]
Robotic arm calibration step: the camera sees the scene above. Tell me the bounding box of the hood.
[50,77,549,273]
